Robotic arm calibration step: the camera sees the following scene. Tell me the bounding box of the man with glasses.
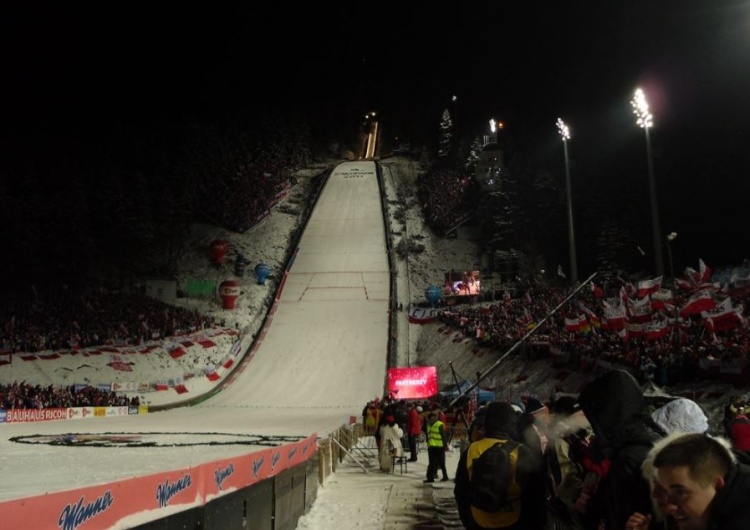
[627,432,750,530]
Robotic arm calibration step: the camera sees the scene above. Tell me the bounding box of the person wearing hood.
[628,406,713,530]
[651,398,709,437]
[453,401,545,530]
[578,369,666,530]
[627,431,750,530]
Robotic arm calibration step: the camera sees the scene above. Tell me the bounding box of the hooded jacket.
[578,369,666,530]
[651,397,708,436]
[454,402,546,530]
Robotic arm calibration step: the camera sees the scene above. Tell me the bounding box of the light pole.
[557,118,578,284]
[631,88,664,277]
[489,119,504,144]
[666,232,678,280]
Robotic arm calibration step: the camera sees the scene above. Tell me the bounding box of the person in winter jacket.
[729,406,750,454]
[629,431,750,530]
[424,410,449,482]
[723,395,746,438]
[378,415,404,472]
[547,395,599,530]
[453,401,546,530]
[651,397,709,436]
[628,401,713,530]
[406,403,423,462]
[578,369,666,530]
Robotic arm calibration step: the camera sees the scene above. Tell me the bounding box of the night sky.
[3,3,749,271]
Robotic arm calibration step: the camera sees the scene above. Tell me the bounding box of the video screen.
[443,269,481,297]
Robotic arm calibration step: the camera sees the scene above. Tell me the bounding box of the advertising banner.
[387,366,438,399]
[0,434,317,530]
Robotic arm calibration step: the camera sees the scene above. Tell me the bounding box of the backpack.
[469,440,520,512]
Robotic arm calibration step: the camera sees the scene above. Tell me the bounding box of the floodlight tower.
[631,88,664,276]
[557,118,577,284]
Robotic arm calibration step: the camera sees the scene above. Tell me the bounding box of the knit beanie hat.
[525,397,547,415]
[553,395,581,416]
[483,401,518,434]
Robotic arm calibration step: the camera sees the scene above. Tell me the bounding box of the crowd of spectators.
[437,278,750,388]
[417,168,480,234]
[0,159,301,411]
[0,285,218,354]
[200,162,291,233]
[0,381,140,409]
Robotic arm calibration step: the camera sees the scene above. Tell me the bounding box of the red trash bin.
[218,280,241,309]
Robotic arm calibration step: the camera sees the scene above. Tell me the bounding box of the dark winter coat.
[707,462,750,530]
[454,402,546,530]
[578,369,666,530]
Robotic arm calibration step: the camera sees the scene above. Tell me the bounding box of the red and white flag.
[637,276,663,298]
[650,288,673,311]
[701,298,743,331]
[602,302,628,330]
[680,289,716,317]
[620,286,629,304]
[564,316,582,332]
[684,266,699,285]
[644,320,670,341]
[628,296,654,323]
[698,259,711,284]
[674,277,695,292]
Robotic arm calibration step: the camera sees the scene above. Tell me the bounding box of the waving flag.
[602,301,628,330]
[698,259,711,283]
[684,266,699,284]
[680,289,716,317]
[701,298,744,331]
[644,320,670,341]
[564,316,581,332]
[650,288,673,311]
[674,277,695,291]
[637,276,663,298]
[628,296,654,323]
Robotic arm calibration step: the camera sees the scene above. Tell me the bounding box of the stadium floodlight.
[631,88,653,129]
[631,87,664,276]
[557,118,577,284]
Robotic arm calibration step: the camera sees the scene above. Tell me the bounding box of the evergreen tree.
[437,108,453,158]
[464,135,484,175]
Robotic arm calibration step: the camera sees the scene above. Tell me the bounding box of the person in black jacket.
[640,432,750,530]
[578,369,666,530]
[454,401,546,530]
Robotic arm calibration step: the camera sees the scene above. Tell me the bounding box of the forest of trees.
[417,106,656,283]
[0,108,329,291]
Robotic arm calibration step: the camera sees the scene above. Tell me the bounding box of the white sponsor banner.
[111,381,138,392]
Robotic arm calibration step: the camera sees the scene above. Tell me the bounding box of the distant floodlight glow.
[631,88,653,129]
[556,118,570,140]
